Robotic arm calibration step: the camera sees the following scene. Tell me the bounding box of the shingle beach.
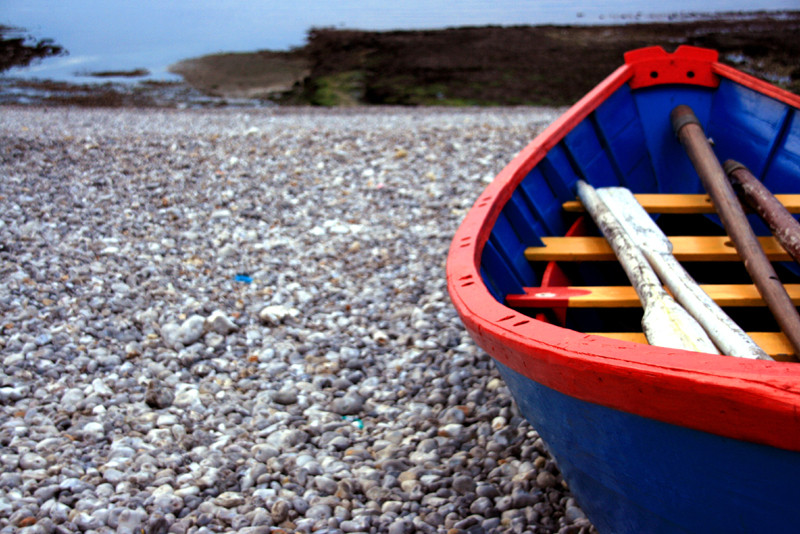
[0,107,597,534]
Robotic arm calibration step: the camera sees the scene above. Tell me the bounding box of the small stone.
[177,315,206,345]
[511,488,537,508]
[340,516,371,532]
[116,508,147,534]
[18,452,46,470]
[469,495,495,516]
[91,377,113,396]
[453,475,476,494]
[266,428,308,451]
[160,322,182,349]
[565,504,587,522]
[0,386,27,402]
[215,491,245,508]
[211,208,232,219]
[173,386,202,409]
[250,508,272,526]
[314,475,338,495]
[305,503,332,521]
[74,511,103,530]
[153,492,184,514]
[371,330,390,345]
[147,515,171,534]
[387,519,414,534]
[331,392,363,415]
[82,421,106,441]
[103,468,125,484]
[145,379,174,409]
[205,310,238,334]
[61,387,84,412]
[438,423,465,439]
[272,389,298,405]
[536,471,558,489]
[271,499,291,523]
[258,305,299,325]
[252,444,280,462]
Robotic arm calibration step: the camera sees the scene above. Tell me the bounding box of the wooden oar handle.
[671,104,800,357]
[724,159,800,265]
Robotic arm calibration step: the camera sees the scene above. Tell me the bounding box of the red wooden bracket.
[625,45,720,89]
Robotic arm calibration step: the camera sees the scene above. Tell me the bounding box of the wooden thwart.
[594,331,794,361]
[507,284,800,308]
[525,235,791,262]
[562,193,800,214]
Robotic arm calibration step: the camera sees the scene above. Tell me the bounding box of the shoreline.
[2,12,799,108]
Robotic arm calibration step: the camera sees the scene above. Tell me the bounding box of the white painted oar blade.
[596,187,771,360]
[643,298,723,353]
[642,249,771,360]
[576,181,718,354]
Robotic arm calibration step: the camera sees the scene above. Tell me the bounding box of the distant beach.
[2,12,798,108]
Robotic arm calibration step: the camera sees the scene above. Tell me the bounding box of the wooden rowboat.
[446,46,800,533]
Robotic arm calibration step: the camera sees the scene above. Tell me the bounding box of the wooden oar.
[724,159,800,265]
[596,187,771,360]
[671,104,800,357]
[576,180,718,353]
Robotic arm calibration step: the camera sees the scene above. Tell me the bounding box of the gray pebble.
[116,508,148,534]
[205,310,238,334]
[272,389,298,405]
[305,503,333,521]
[452,474,477,494]
[315,475,338,495]
[536,470,559,489]
[331,392,364,415]
[215,491,245,508]
[469,496,496,516]
[271,499,291,523]
[18,452,46,470]
[145,379,175,409]
[387,518,415,534]
[178,315,206,345]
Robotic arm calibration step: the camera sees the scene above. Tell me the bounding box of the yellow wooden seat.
[525,235,791,262]
[593,331,794,361]
[562,193,800,214]
[506,284,800,308]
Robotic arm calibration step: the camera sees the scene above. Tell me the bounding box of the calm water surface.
[3,0,798,83]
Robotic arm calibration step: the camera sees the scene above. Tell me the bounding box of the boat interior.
[480,71,800,361]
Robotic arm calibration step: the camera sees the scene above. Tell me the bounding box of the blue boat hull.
[496,361,800,533]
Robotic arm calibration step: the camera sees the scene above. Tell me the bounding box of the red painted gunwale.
[446,46,800,452]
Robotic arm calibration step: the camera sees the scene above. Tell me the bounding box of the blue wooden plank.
[594,86,658,192]
[502,191,546,246]
[495,361,800,534]
[537,148,576,203]
[516,144,586,238]
[708,79,790,177]
[517,164,570,237]
[563,119,620,188]
[764,109,800,193]
[480,239,525,298]
[632,85,714,193]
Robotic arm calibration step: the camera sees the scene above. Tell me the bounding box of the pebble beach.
[0,106,597,534]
